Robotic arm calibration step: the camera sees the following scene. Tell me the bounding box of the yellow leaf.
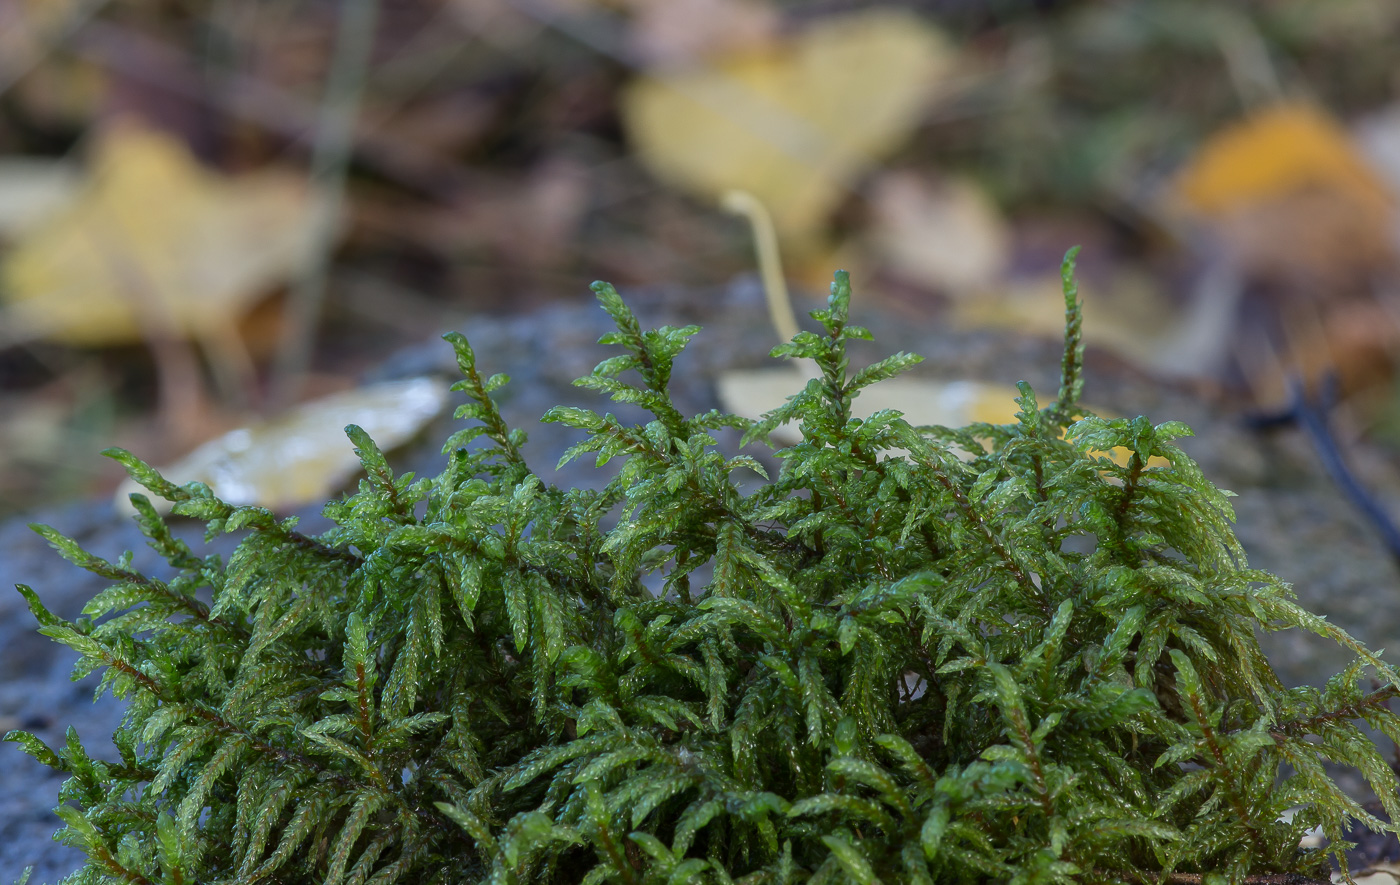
[1174,103,1393,216]
[2,121,326,347]
[115,377,451,514]
[950,265,1250,385]
[953,271,1176,366]
[622,8,950,244]
[1169,102,1396,299]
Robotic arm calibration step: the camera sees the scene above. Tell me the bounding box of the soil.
[6,277,1400,881]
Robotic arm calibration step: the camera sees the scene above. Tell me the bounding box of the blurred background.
[2,0,1400,518]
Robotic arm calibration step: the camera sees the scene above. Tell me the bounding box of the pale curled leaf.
[1,122,330,347]
[623,8,951,244]
[114,377,450,513]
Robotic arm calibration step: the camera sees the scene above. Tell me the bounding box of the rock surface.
[6,277,1400,880]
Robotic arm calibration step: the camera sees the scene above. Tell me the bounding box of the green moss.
[8,251,1400,884]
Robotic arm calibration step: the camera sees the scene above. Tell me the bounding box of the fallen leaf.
[1168,103,1397,287]
[1,120,327,348]
[622,7,951,246]
[114,376,451,513]
[865,170,1009,297]
[951,267,1219,374]
[1175,106,1389,214]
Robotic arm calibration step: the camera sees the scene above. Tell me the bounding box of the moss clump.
[9,252,1400,884]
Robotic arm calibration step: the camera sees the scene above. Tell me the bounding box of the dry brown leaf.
[952,271,1171,364]
[1,121,326,347]
[865,170,1009,297]
[621,8,951,246]
[115,376,451,513]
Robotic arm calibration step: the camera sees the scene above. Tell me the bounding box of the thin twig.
[73,22,468,199]
[268,0,380,408]
[1246,374,1400,567]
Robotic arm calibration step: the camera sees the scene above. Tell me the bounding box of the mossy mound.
[9,253,1400,884]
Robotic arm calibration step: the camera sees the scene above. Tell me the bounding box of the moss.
[8,251,1400,884]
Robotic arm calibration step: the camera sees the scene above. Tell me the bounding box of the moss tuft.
[9,251,1400,884]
